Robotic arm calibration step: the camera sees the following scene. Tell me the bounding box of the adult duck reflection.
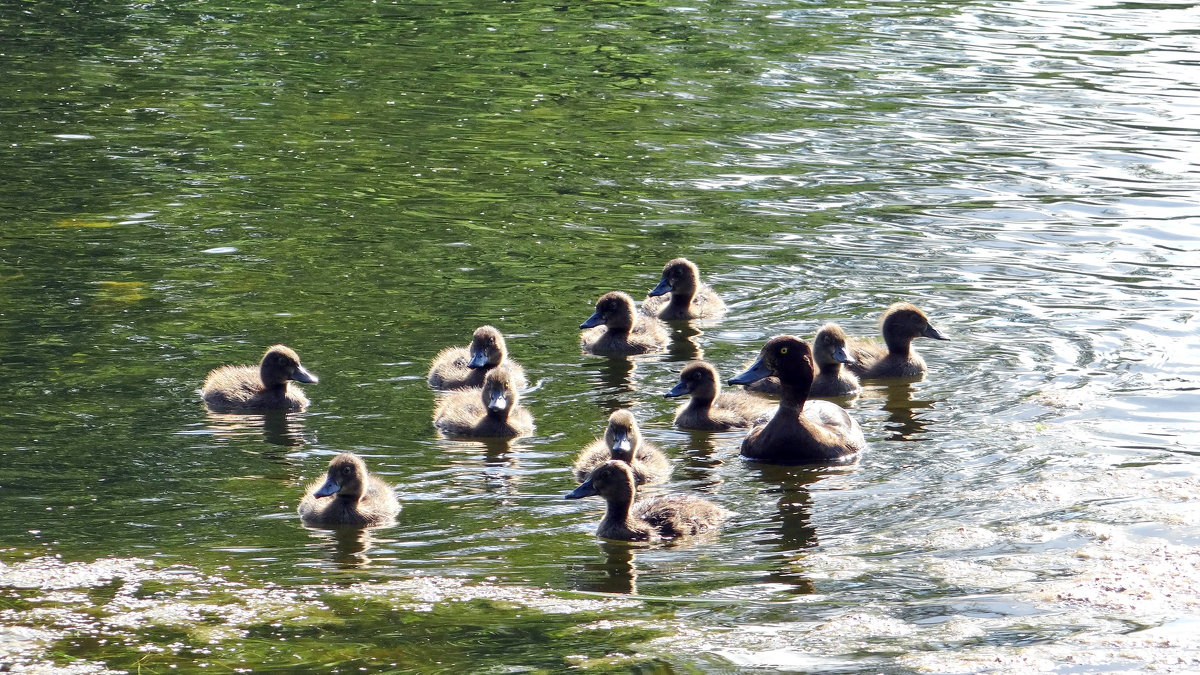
[743,463,838,595]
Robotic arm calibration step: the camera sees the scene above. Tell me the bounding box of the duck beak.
[664,379,691,398]
[313,477,340,498]
[832,347,855,364]
[729,358,771,386]
[923,324,950,341]
[579,310,605,329]
[648,277,672,297]
[467,350,489,369]
[292,366,318,384]
[610,431,632,454]
[486,390,508,413]
[565,477,598,499]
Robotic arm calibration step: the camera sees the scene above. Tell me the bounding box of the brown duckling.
[642,258,727,320]
[580,291,669,355]
[298,453,400,528]
[201,344,317,412]
[427,325,527,390]
[847,302,949,379]
[664,361,774,431]
[565,460,729,542]
[809,323,861,397]
[729,336,866,464]
[433,368,534,439]
[573,409,671,485]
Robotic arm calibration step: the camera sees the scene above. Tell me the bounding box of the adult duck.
[664,361,774,431]
[642,258,726,320]
[298,453,400,527]
[201,345,317,412]
[729,336,866,464]
[572,409,671,485]
[428,325,527,390]
[848,302,949,379]
[580,291,669,355]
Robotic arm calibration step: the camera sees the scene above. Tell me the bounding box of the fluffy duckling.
[298,453,400,528]
[433,368,534,438]
[809,324,861,397]
[565,460,729,542]
[427,325,527,390]
[729,336,866,464]
[573,409,671,485]
[642,258,727,320]
[201,345,317,412]
[580,291,669,355]
[848,302,949,379]
[664,361,774,431]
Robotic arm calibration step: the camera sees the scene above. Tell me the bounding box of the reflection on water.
[570,541,641,595]
[667,324,704,363]
[860,381,940,442]
[202,410,310,449]
[303,524,392,569]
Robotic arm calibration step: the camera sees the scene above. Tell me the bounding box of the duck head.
[565,459,636,502]
[729,335,814,390]
[812,324,855,367]
[260,345,318,388]
[603,409,641,462]
[467,325,507,370]
[313,453,368,500]
[648,258,700,298]
[881,302,949,351]
[481,368,518,416]
[664,361,720,400]
[580,291,637,332]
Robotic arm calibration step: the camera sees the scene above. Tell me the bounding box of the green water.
[3,0,1199,672]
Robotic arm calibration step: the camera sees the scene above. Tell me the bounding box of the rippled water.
[2,0,1198,671]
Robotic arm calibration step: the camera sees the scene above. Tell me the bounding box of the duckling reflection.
[642,258,727,321]
[848,302,949,380]
[201,344,318,412]
[302,525,384,569]
[586,355,639,412]
[581,291,669,355]
[875,381,938,442]
[298,453,400,528]
[427,325,527,390]
[568,541,639,595]
[439,437,528,497]
[202,409,308,449]
[666,322,704,362]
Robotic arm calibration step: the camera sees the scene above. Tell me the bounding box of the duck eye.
[780,347,789,355]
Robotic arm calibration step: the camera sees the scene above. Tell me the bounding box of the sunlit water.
[2,0,1198,671]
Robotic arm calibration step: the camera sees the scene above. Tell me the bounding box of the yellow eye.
[780,347,789,354]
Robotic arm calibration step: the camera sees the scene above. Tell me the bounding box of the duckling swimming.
[428,325,527,390]
[573,409,671,485]
[664,361,774,431]
[810,324,861,397]
[433,368,534,438]
[848,302,949,379]
[565,460,729,542]
[298,453,400,528]
[580,291,669,355]
[729,336,866,464]
[642,258,726,320]
[201,345,317,412]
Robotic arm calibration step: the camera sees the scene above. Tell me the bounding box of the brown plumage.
[641,258,727,320]
[847,302,949,379]
[664,361,774,431]
[572,409,671,485]
[565,460,729,542]
[580,291,669,355]
[298,453,400,528]
[809,324,861,397]
[433,368,534,438]
[201,345,317,412]
[729,336,866,465]
[427,325,527,390]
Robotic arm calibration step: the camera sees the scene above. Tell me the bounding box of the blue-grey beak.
[565,477,598,499]
[486,390,508,413]
[664,379,691,398]
[580,311,605,329]
[832,347,855,364]
[648,277,672,297]
[923,324,950,341]
[729,358,772,386]
[292,366,318,384]
[610,431,632,454]
[313,477,340,498]
[467,350,489,369]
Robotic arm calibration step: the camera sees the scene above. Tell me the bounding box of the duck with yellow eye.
[572,409,671,485]
[298,453,400,528]
[433,368,534,439]
[565,460,729,542]
[201,344,318,412]
[428,325,527,390]
[580,291,669,355]
[642,258,727,321]
[664,361,774,431]
[848,302,949,379]
[729,336,866,464]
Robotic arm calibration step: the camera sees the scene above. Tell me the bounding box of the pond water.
[2,0,1198,671]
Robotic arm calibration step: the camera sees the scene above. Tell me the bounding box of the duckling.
[298,453,400,527]
[809,323,861,397]
[573,409,671,485]
[664,361,774,431]
[428,325,527,390]
[565,460,729,542]
[729,336,866,464]
[580,291,669,355]
[201,345,317,412]
[848,302,949,379]
[433,368,534,438]
[642,258,727,320]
